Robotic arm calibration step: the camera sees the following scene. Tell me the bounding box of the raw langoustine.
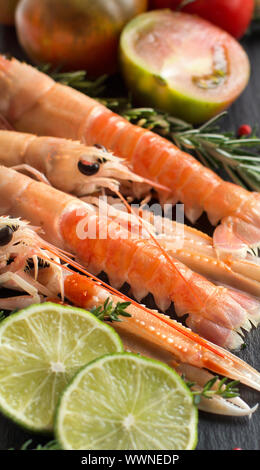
[0,215,259,417]
[0,128,259,299]
[1,165,260,351]
[0,56,259,256]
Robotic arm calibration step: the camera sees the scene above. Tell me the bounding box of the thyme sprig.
[91,298,131,322]
[50,69,260,191]
[186,376,240,406]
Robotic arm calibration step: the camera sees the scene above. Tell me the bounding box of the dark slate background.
[0,25,260,451]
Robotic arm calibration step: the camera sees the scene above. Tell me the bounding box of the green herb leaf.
[91,298,131,323]
[10,439,60,450]
[0,311,5,323]
[38,65,108,98]
[187,375,240,406]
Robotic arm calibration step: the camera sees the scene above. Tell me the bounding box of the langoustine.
[0,56,259,256]
[0,215,259,417]
[0,129,149,197]
[1,166,260,351]
[0,127,260,300]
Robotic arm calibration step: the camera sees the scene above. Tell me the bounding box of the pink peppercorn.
[238,124,252,137]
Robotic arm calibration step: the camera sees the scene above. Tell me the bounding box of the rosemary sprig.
[38,65,108,98]
[10,439,60,450]
[186,376,240,406]
[0,311,5,323]
[172,113,260,191]
[50,69,260,191]
[91,298,131,322]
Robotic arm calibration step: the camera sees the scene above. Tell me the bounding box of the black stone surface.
[0,25,260,451]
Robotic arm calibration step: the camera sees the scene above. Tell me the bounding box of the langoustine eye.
[78,160,100,176]
[0,226,14,246]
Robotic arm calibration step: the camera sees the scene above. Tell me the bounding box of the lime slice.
[0,303,123,432]
[56,353,198,450]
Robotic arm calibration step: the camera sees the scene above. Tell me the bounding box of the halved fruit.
[120,10,250,123]
[56,353,198,450]
[0,303,123,432]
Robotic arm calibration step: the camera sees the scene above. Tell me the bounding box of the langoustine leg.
[0,56,259,254]
[1,165,260,350]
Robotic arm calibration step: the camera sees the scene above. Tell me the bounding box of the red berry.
[233,447,242,450]
[238,124,252,137]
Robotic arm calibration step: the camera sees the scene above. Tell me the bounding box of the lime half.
[0,303,123,432]
[56,353,198,450]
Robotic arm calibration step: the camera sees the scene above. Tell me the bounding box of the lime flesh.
[120,11,250,123]
[0,303,123,432]
[56,353,198,450]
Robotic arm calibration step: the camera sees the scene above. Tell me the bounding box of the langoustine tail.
[214,216,260,257]
[183,279,260,350]
[212,189,260,257]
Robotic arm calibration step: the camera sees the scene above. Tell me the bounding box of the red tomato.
[149,0,254,38]
[15,0,148,76]
[120,11,250,123]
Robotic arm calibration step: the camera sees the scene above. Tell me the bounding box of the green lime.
[0,303,123,432]
[56,353,198,450]
[120,10,249,123]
